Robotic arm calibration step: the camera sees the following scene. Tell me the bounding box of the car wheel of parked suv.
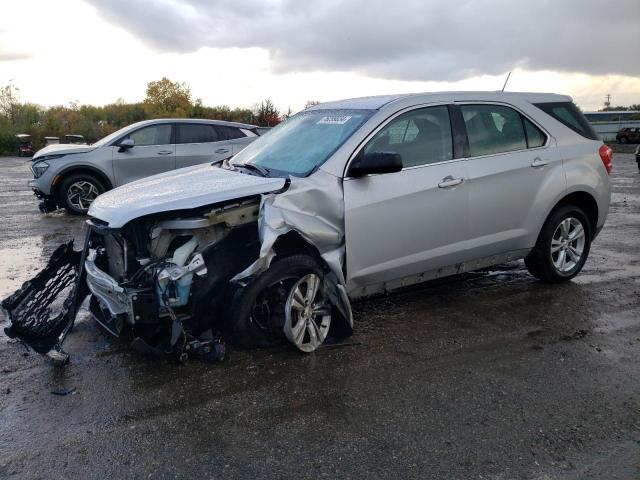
[525,204,591,283]
[60,173,106,215]
[229,254,331,351]
[619,136,628,144]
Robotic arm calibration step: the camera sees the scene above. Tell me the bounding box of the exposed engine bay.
[84,198,263,363]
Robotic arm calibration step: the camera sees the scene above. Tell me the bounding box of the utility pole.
[604,94,611,109]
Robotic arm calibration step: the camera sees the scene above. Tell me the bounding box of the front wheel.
[229,254,331,352]
[525,205,591,283]
[59,174,106,215]
[619,136,628,144]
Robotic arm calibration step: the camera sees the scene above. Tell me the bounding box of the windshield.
[231,109,374,176]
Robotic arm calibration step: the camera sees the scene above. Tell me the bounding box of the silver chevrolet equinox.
[3,92,612,363]
[28,118,259,214]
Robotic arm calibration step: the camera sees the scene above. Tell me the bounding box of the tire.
[619,136,628,144]
[525,204,591,283]
[59,173,106,215]
[229,254,331,351]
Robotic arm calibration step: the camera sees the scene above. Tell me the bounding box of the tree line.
[0,78,285,154]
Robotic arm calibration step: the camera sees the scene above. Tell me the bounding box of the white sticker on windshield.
[317,115,352,125]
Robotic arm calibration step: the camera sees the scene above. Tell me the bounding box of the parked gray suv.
[4,91,612,364]
[29,119,260,214]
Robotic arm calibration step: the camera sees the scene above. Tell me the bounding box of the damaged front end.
[82,198,265,362]
[3,169,354,365]
[2,197,264,364]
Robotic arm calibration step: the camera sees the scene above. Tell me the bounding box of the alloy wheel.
[284,273,331,353]
[550,217,586,273]
[66,180,100,211]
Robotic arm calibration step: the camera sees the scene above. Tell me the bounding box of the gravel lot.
[1,155,639,479]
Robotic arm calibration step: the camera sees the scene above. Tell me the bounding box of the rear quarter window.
[534,102,599,140]
[216,126,246,140]
[523,117,546,148]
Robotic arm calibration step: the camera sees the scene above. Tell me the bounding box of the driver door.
[112,123,175,186]
[343,105,469,295]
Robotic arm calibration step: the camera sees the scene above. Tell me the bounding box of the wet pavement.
[1,155,639,479]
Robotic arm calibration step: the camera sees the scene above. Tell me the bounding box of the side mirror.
[348,151,403,178]
[118,138,134,152]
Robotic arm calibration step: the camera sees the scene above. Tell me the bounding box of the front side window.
[461,104,527,156]
[177,124,218,144]
[364,105,453,167]
[231,109,373,177]
[127,124,172,146]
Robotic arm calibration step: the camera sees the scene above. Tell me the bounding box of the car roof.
[308,91,572,111]
[126,118,257,130]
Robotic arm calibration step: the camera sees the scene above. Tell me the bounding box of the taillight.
[598,144,613,175]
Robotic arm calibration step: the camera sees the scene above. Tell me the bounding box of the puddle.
[611,192,640,204]
[573,264,640,285]
[0,236,46,298]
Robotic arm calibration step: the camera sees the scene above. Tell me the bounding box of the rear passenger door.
[459,103,564,259]
[175,123,231,169]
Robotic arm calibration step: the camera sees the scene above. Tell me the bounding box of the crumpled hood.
[88,164,287,228]
[33,144,94,159]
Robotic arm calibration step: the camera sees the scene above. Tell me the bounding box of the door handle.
[215,148,230,154]
[531,157,549,168]
[157,150,173,155]
[438,176,464,188]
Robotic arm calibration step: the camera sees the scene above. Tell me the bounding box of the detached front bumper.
[1,240,87,364]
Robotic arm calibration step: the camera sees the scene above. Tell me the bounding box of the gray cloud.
[86,0,640,81]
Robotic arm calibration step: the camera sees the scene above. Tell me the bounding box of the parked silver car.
[4,91,612,364]
[29,119,260,214]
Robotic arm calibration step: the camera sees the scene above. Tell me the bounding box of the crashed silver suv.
[3,92,612,364]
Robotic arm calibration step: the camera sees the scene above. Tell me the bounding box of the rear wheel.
[525,205,591,283]
[59,173,106,215]
[619,136,628,144]
[229,254,331,352]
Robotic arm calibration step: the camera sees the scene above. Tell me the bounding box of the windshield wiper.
[212,154,235,167]
[232,162,270,177]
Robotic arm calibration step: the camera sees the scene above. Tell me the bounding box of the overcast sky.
[1,0,639,112]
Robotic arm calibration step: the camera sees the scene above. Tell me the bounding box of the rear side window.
[177,124,218,144]
[364,105,453,167]
[216,126,246,140]
[533,102,598,140]
[523,117,546,148]
[460,104,526,156]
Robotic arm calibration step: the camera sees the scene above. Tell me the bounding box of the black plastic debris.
[2,241,83,357]
[50,387,77,396]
